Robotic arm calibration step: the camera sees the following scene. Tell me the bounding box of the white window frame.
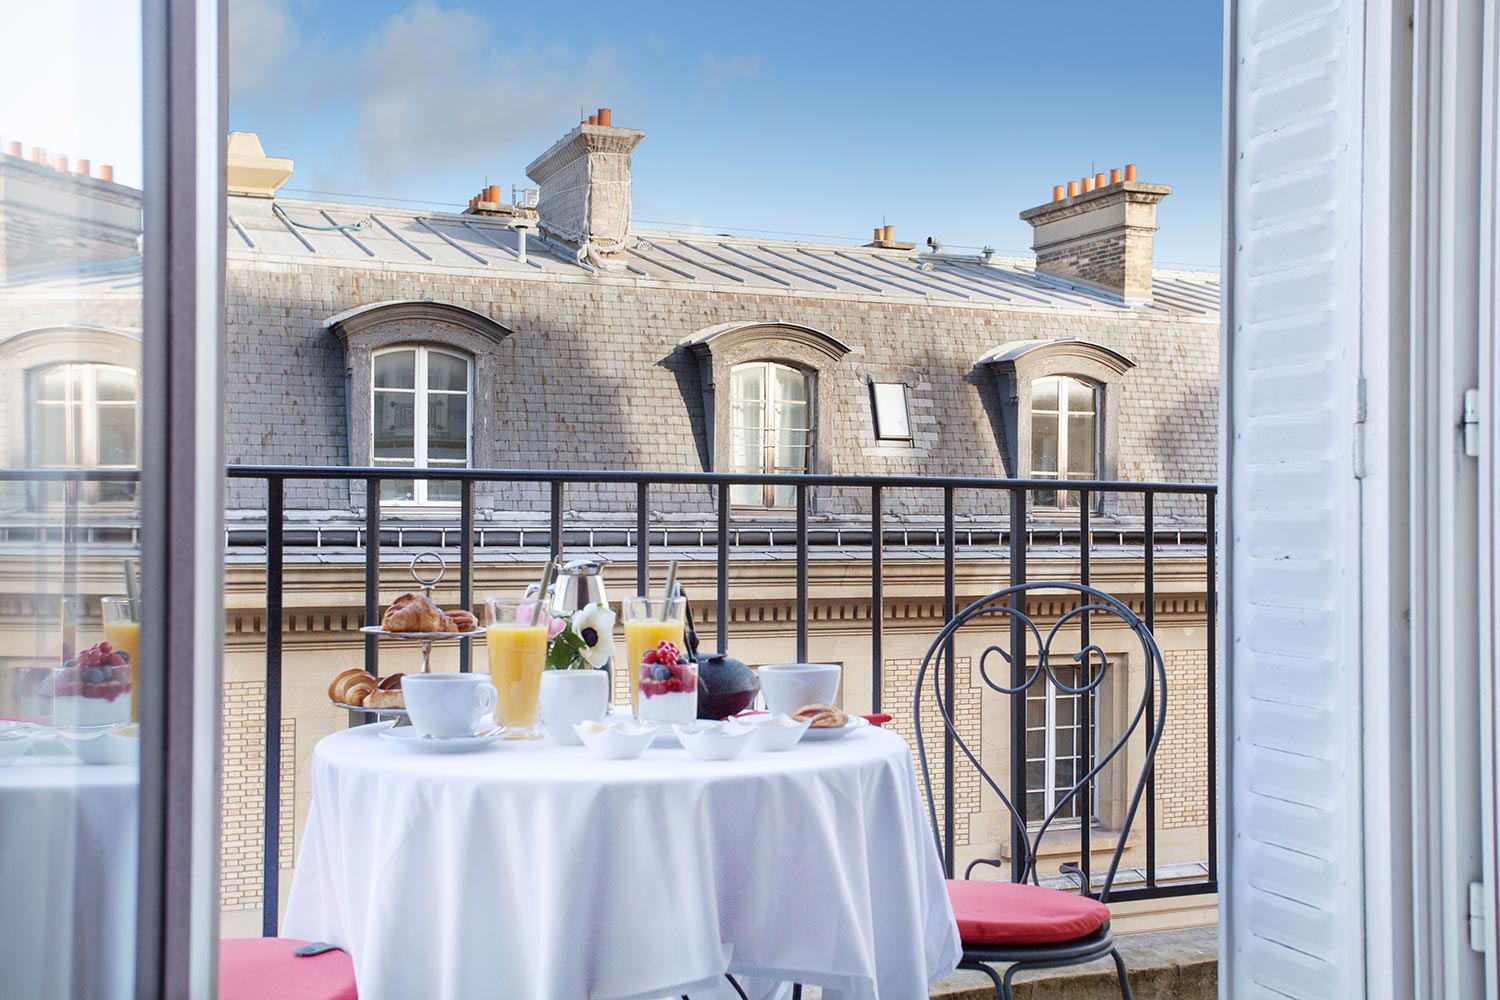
[729,360,812,509]
[370,345,473,506]
[1024,661,1097,826]
[30,362,140,504]
[1028,374,1100,512]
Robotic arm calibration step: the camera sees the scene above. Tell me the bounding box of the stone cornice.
[324,299,512,346]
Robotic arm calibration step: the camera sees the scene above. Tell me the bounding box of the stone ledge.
[792,926,1217,1000]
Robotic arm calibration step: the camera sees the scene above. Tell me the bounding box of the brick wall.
[1159,648,1209,829]
[220,680,295,911]
[882,655,980,848]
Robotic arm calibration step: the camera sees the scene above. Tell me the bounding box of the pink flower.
[547,615,566,639]
[516,602,536,626]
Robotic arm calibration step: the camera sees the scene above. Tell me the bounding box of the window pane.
[373,350,416,389]
[774,365,808,403]
[381,480,416,502]
[427,480,460,504]
[373,391,415,459]
[731,363,765,401]
[36,366,73,401]
[1031,415,1059,474]
[1067,412,1096,476]
[771,484,797,508]
[1026,790,1045,819]
[872,382,911,439]
[427,352,468,392]
[97,405,137,466]
[730,420,763,471]
[95,366,137,401]
[33,405,71,466]
[1031,377,1059,411]
[1034,487,1059,508]
[1025,726,1045,759]
[426,393,468,463]
[775,400,809,432]
[1026,759,1046,791]
[731,400,765,434]
[730,483,761,506]
[1026,698,1045,730]
[1066,378,1095,413]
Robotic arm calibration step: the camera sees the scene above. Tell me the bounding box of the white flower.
[570,602,617,668]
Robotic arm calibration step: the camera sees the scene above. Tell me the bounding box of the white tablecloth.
[0,755,139,1000]
[284,723,960,1000]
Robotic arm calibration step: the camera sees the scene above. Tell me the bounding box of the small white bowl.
[65,726,141,765]
[674,720,755,761]
[747,713,813,752]
[574,718,658,760]
[0,735,35,767]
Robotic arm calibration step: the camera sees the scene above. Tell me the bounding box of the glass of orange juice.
[621,596,686,715]
[101,597,141,723]
[485,597,549,740]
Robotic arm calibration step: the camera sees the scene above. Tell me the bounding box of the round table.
[283,723,961,1000]
[0,754,138,1000]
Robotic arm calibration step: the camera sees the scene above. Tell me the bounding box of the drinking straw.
[658,560,678,621]
[122,559,140,619]
[533,559,556,622]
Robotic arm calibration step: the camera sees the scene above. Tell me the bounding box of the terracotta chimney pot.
[99,164,114,182]
[74,158,90,176]
[1094,172,1106,189]
[32,147,47,164]
[55,154,69,173]
[598,108,612,127]
[5,141,19,157]
[1109,168,1122,184]
[588,114,599,125]
[1124,163,1137,182]
[873,227,883,242]
[487,184,500,203]
[1053,185,1066,202]
[1067,180,1080,197]
[1081,176,1094,193]
[883,225,895,243]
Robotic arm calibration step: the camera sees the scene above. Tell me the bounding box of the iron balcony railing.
[1,466,1220,937]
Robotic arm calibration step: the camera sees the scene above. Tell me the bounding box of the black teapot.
[680,589,760,720]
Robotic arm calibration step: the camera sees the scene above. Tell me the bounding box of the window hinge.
[1470,881,1489,954]
[1353,376,1368,479]
[1463,388,1481,458]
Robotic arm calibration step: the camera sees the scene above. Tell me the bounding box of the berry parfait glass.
[636,639,698,725]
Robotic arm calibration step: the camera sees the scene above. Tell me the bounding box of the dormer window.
[728,361,810,508]
[1028,375,1098,510]
[371,346,471,504]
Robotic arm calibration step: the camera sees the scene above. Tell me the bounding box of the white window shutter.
[1224,1,1368,996]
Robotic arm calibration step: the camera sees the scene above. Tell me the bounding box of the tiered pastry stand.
[334,552,481,725]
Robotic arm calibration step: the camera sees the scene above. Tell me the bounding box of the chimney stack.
[1020,165,1170,303]
[525,110,644,265]
[225,132,292,197]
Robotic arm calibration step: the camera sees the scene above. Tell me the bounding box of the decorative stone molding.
[325,300,512,487]
[977,339,1135,513]
[680,322,852,494]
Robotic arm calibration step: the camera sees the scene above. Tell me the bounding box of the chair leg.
[791,986,802,1000]
[1110,948,1133,1000]
[723,974,749,1000]
[958,959,1007,1000]
[1002,962,1027,1000]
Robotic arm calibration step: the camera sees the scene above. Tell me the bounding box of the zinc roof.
[232,196,1219,318]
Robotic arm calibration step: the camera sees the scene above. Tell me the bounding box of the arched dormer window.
[978,339,1135,513]
[0,327,142,507]
[326,300,510,506]
[682,322,851,509]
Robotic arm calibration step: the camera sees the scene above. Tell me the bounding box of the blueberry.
[652,665,671,682]
[82,667,106,684]
[117,651,130,663]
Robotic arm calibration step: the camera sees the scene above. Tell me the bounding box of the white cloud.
[697,53,767,93]
[229,0,294,94]
[289,2,629,190]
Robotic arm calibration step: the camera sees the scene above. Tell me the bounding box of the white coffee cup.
[402,674,498,738]
[758,663,842,716]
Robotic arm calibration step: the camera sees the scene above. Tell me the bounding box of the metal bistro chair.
[914,581,1166,1000]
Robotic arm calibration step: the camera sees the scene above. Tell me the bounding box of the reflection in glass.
[728,361,810,507]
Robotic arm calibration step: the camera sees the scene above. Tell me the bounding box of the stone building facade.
[0,122,1221,936]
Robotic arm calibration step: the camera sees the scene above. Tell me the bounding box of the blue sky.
[230,0,1223,266]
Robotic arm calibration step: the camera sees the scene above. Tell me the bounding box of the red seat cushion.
[947,879,1111,946]
[219,938,357,1000]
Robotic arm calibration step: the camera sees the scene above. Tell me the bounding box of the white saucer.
[379,724,505,753]
[799,716,871,742]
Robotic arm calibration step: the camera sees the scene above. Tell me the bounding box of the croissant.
[381,594,447,632]
[792,703,848,729]
[377,673,405,691]
[328,668,377,707]
[364,687,405,709]
[447,610,478,632]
